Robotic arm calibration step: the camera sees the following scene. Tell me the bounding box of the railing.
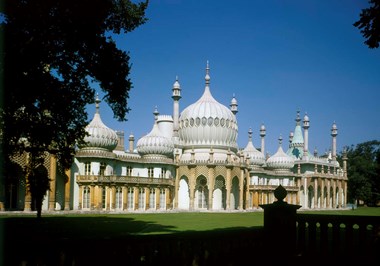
[296,213,380,261]
[76,175,174,186]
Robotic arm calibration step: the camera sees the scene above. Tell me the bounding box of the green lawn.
[0,207,379,238]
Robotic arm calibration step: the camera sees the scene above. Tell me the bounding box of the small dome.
[243,128,265,166]
[136,122,174,157]
[80,96,118,151]
[267,136,295,171]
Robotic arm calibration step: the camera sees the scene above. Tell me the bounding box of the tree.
[353,0,380,48]
[345,140,380,206]
[0,0,148,216]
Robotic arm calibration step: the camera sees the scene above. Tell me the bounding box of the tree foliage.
[345,140,380,205]
[0,0,148,170]
[0,0,148,216]
[353,0,380,48]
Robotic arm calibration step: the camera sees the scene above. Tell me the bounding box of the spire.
[153,106,159,121]
[205,60,210,86]
[248,127,253,142]
[295,109,301,125]
[95,93,101,114]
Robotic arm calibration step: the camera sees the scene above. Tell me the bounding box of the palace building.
[0,63,348,212]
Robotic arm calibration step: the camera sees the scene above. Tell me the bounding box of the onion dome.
[287,110,304,159]
[178,62,238,151]
[136,121,174,158]
[267,135,295,172]
[80,95,118,151]
[243,128,265,166]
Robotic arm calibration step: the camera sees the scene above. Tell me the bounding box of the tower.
[331,121,338,161]
[172,76,181,138]
[260,123,266,155]
[303,113,310,160]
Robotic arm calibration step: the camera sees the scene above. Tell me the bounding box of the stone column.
[326,179,331,208]
[253,191,259,208]
[165,187,170,210]
[332,181,336,208]
[239,168,244,210]
[189,167,195,210]
[64,169,71,210]
[226,167,231,210]
[207,166,215,210]
[145,187,150,210]
[90,185,96,210]
[77,185,82,210]
[313,178,318,209]
[134,187,139,210]
[122,186,128,210]
[48,155,57,211]
[174,167,180,209]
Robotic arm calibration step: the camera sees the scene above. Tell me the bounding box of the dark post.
[260,185,301,259]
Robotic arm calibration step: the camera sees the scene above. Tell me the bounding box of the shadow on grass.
[0,216,265,266]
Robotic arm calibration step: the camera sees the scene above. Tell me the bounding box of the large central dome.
[178,63,238,151]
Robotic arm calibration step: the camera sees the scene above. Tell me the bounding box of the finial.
[248,127,253,141]
[260,123,266,137]
[278,134,283,146]
[295,109,301,124]
[205,60,210,85]
[95,93,101,114]
[153,106,159,120]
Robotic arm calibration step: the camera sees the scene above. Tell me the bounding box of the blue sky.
[89,0,380,156]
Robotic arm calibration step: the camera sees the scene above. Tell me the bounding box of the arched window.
[83,186,91,209]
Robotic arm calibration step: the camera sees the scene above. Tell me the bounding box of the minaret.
[230,93,238,115]
[172,76,181,137]
[128,132,135,152]
[342,146,348,178]
[331,121,338,161]
[303,112,310,160]
[260,123,266,154]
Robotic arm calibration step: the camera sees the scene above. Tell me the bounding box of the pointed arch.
[230,176,239,210]
[213,175,226,210]
[178,176,190,209]
[195,175,208,209]
[308,185,314,208]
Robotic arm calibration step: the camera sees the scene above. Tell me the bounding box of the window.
[138,188,145,209]
[83,186,91,209]
[161,168,166,178]
[127,166,132,176]
[160,189,166,209]
[116,187,123,209]
[148,167,154,178]
[149,188,155,209]
[84,162,91,175]
[127,188,134,210]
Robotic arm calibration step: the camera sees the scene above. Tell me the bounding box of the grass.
[1,207,379,265]
[0,207,378,238]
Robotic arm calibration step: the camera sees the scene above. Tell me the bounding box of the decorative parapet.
[76,175,174,186]
[250,185,299,192]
